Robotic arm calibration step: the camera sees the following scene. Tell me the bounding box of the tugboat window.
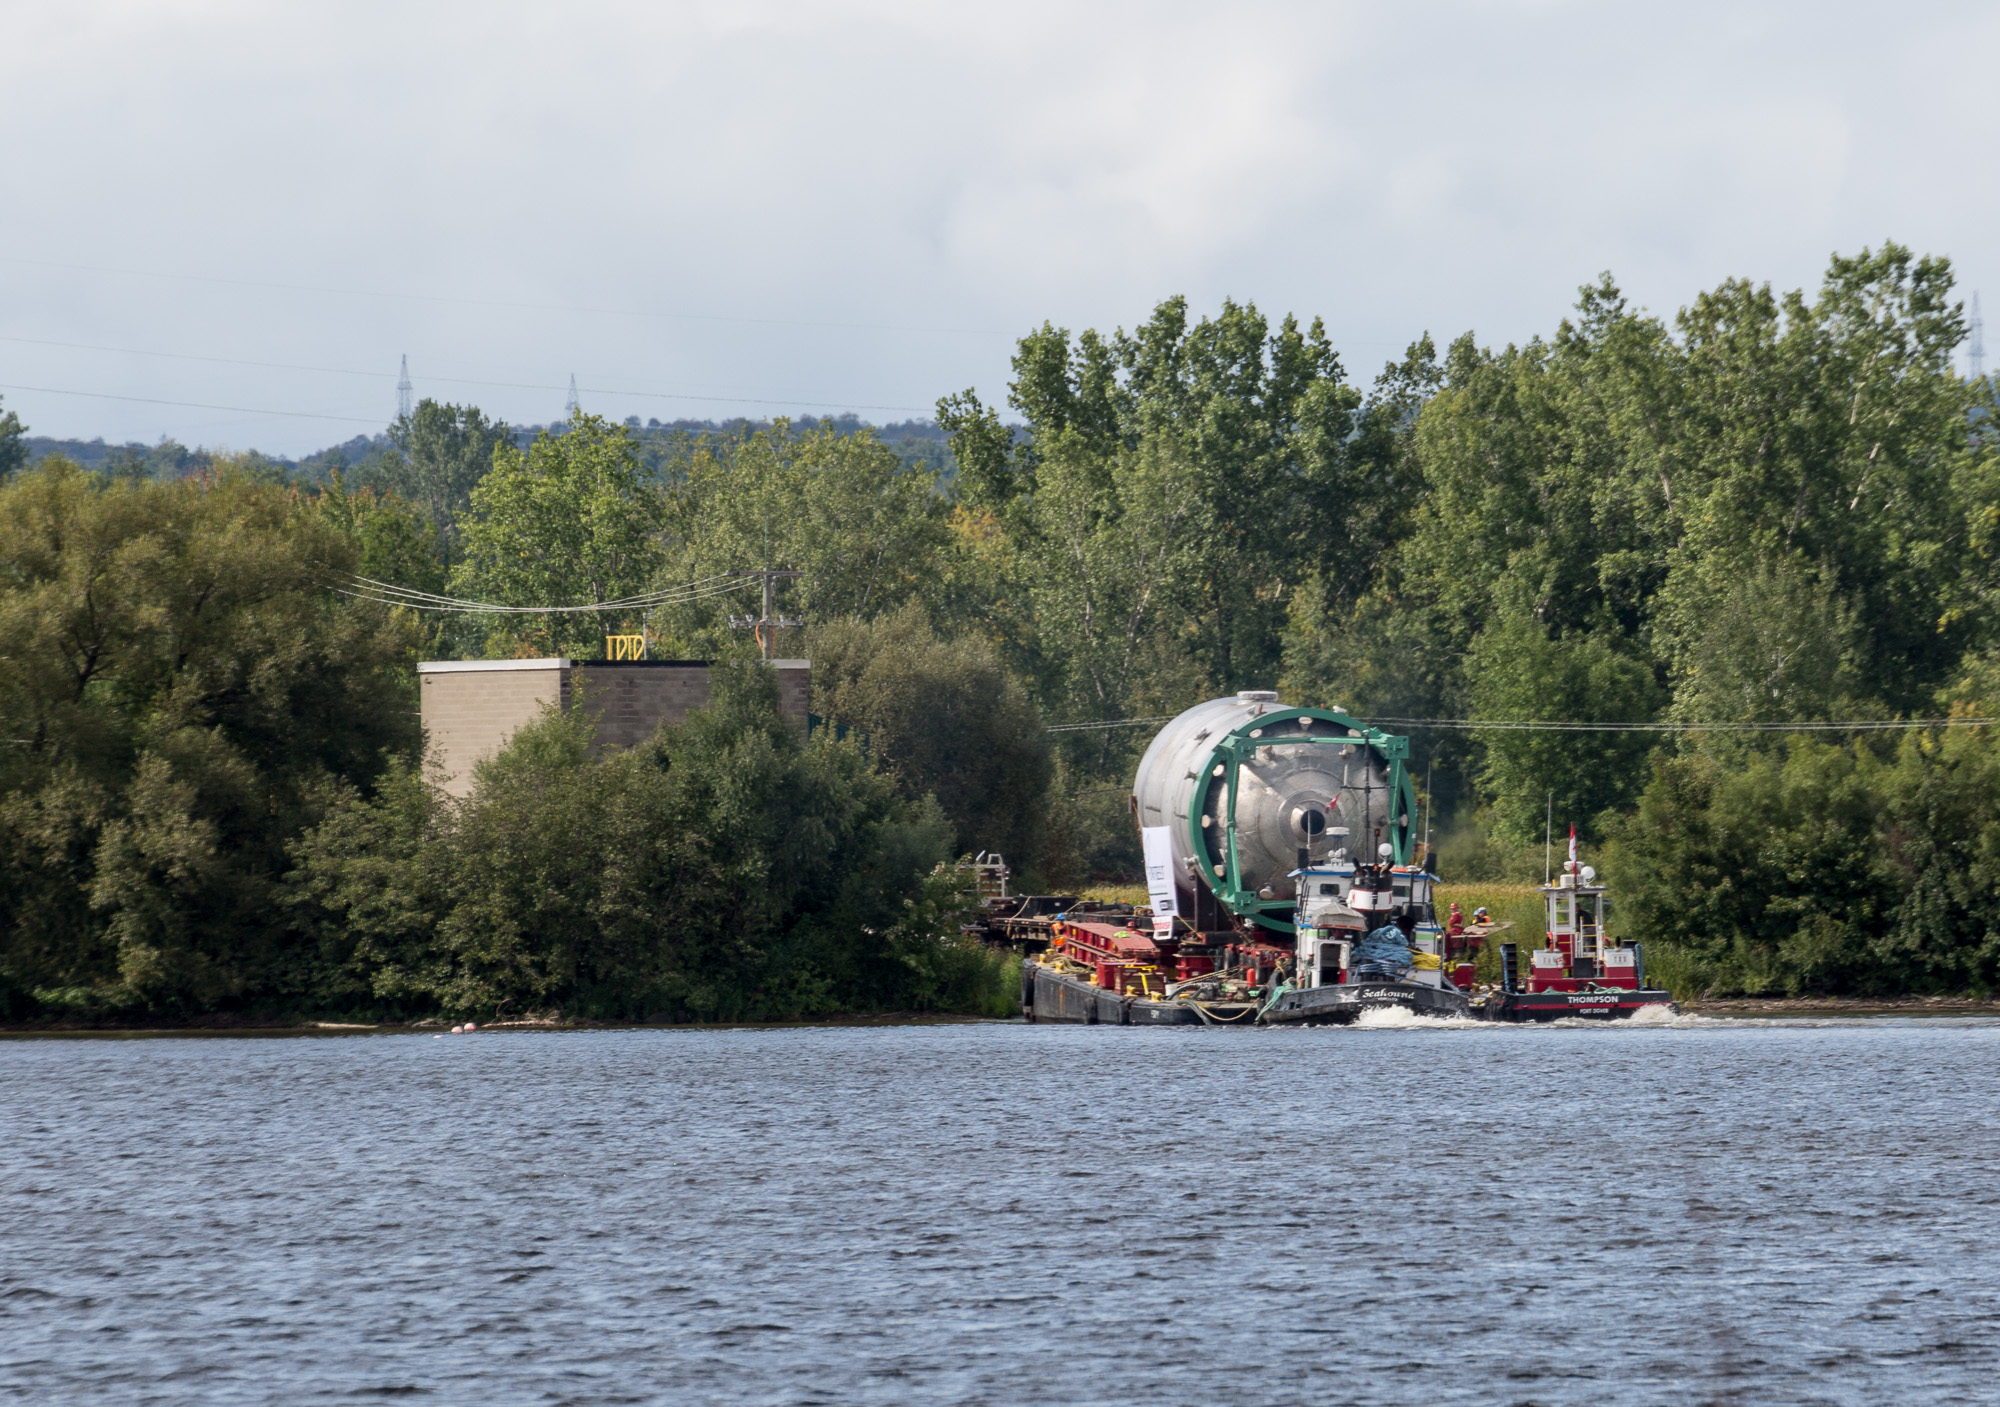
[1318,883,1337,896]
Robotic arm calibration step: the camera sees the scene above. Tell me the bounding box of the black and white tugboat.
[1476,842,1674,1022]
[1259,851,1472,1025]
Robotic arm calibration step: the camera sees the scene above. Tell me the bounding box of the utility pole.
[727,568,803,659]
[396,354,413,421]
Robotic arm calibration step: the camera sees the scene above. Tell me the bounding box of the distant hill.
[25,414,958,484]
[22,435,293,482]
[609,414,954,480]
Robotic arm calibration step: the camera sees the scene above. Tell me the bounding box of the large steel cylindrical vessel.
[1131,691,1413,932]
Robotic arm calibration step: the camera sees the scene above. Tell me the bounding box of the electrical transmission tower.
[396,354,413,420]
[1972,292,1986,382]
[564,374,581,417]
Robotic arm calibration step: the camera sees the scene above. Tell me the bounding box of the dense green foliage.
[7,243,2000,1013]
[0,461,1005,1022]
[808,604,1051,868]
[383,401,512,567]
[289,665,1011,1021]
[452,412,665,659]
[1276,248,2000,995]
[1610,698,2000,998]
[936,298,1420,732]
[0,462,421,1017]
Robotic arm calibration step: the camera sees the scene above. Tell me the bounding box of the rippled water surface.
[6,1016,2000,1405]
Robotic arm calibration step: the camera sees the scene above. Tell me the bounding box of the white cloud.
[0,0,1994,452]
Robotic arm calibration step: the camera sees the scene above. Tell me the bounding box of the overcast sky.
[3,0,1995,457]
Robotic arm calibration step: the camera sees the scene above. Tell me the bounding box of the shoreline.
[9,996,2000,1035]
[1686,995,2000,1018]
[0,1012,1003,1039]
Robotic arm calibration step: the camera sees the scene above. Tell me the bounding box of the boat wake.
[1340,1002,1723,1031]
[1351,1005,1484,1031]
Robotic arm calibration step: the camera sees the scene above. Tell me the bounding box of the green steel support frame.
[1186,707,1415,937]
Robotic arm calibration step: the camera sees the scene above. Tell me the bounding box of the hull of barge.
[1023,962,1251,1026]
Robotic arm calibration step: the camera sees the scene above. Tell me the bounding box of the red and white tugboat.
[1477,842,1674,1022]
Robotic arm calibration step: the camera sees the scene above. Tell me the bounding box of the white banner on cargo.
[1141,825,1178,923]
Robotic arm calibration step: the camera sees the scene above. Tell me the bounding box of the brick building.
[418,658,810,797]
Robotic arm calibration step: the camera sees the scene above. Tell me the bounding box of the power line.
[0,381,382,425]
[0,255,1429,357]
[0,341,935,416]
[1045,716,1176,733]
[339,584,746,615]
[0,254,1014,338]
[342,572,759,615]
[0,333,417,381]
[1043,712,1998,735]
[1366,717,1996,733]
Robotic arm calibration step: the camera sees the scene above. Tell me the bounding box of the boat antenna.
[1422,755,1434,865]
[1361,755,1374,864]
[1544,792,1553,885]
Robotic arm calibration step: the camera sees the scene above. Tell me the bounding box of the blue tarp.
[1349,923,1414,979]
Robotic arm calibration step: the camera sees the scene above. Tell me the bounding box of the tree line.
[3,241,1998,1012]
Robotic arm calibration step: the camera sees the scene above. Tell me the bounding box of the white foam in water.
[1297,1001,1830,1033]
[1351,1005,1482,1030]
[1535,1005,1724,1030]
[1341,1001,1723,1032]
[1626,1002,1690,1026]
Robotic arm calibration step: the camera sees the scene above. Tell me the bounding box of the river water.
[5,1015,1999,1405]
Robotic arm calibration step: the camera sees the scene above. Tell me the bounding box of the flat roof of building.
[418,658,570,673]
[418,658,804,673]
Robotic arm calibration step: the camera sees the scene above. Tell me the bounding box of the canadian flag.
[1568,824,1578,865]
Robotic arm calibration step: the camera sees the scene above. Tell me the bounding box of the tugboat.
[1476,841,1674,1022]
[1259,851,1472,1024]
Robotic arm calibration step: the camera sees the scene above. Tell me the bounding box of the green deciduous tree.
[1655,250,1972,710]
[313,471,446,598]
[1291,246,1991,834]
[1464,612,1665,841]
[452,412,663,657]
[0,460,421,1015]
[653,420,951,656]
[289,662,1010,1020]
[808,603,1051,868]
[0,394,25,482]
[941,297,1372,751]
[386,399,512,565]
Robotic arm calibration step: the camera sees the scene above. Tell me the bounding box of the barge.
[1004,693,1676,1027]
[1020,690,1478,1025]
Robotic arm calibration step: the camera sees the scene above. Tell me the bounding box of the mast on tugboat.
[1477,830,1675,1022]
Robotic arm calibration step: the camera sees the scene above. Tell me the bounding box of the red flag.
[1568,824,1578,865]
